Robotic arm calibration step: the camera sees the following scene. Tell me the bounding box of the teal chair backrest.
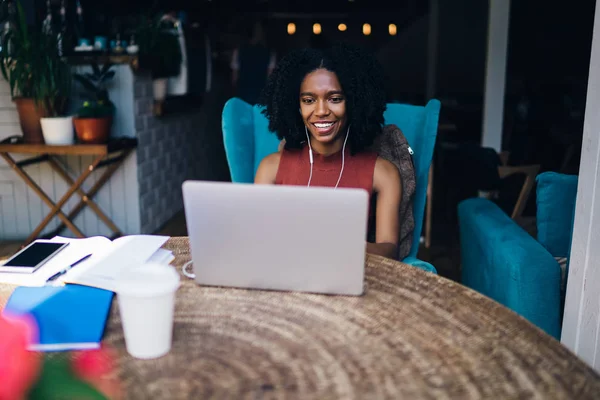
[222,97,281,183]
[535,172,579,259]
[222,97,441,258]
[382,101,441,257]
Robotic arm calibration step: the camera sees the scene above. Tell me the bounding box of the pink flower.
[71,346,122,399]
[0,313,41,400]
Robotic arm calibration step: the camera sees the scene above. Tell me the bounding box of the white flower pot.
[153,78,168,101]
[40,116,74,145]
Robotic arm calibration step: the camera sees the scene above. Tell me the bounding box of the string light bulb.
[362,23,371,36]
[287,22,296,35]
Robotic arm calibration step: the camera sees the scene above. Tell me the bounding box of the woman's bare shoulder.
[264,151,282,166]
[255,152,282,184]
[373,156,401,191]
[375,156,400,178]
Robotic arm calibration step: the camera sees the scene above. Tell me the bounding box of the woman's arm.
[254,153,281,184]
[367,157,401,259]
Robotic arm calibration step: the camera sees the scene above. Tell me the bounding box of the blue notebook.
[2,284,114,351]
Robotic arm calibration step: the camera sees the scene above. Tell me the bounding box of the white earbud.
[305,126,314,187]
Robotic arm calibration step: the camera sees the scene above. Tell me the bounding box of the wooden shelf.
[0,136,137,155]
[63,52,139,70]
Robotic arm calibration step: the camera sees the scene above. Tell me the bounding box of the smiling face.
[299,68,348,152]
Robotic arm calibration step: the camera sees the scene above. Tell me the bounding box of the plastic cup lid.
[116,263,180,297]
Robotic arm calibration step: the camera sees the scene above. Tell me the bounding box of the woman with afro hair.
[254,43,402,260]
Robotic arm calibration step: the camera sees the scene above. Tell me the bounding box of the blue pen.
[46,253,93,283]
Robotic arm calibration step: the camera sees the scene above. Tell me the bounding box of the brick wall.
[133,72,230,234]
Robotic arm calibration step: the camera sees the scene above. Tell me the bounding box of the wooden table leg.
[425,164,434,249]
[27,154,105,243]
[46,157,123,237]
[0,153,86,244]
[45,149,131,238]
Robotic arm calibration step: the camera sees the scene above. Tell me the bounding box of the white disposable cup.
[116,263,180,359]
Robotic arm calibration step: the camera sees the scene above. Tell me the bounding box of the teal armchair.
[222,97,441,273]
[382,101,441,266]
[458,172,578,339]
[221,97,281,183]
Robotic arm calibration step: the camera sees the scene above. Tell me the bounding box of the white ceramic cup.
[116,263,180,359]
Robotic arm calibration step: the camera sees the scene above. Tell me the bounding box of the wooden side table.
[0,137,137,246]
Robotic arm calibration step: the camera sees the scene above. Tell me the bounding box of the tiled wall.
[133,72,231,234]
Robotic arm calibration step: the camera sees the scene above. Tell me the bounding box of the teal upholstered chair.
[458,172,578,339]
[222,97,441,273]
[221,97,282,183]
[382,101,441,269]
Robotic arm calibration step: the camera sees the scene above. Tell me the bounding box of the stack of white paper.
[0,235,172,291]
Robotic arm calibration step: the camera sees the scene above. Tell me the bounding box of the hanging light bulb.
[389,23,397,36]
[287,22,296,35]
[338,23,347,32]
[313,23,322,35]
[362,23,371,36]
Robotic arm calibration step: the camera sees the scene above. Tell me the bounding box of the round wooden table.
[102,238,600,399]
[2,237,600,399]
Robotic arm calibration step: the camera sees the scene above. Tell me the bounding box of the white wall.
[481,0,511,153]
[0,65,141,240]
[561,0,600,372]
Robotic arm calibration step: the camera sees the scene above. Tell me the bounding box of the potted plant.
[36,33,74,145]
[0,1,48,143]
[149,29,182,103]
[135,16,182,102]
[72,63,116,144]
[0,313,121,399]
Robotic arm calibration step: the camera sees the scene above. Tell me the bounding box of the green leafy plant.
[28,358,108,400]
[35,33,72,117]
[0,0,71,116]
[135,16,182,79]
[73,62,116,118]
[0,0,40,99]
[1,313,120,399]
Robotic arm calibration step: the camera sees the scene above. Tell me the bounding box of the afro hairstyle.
[257,42,388,154]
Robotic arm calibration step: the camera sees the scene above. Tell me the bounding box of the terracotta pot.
[73,116,113,144]
[14,98,46,144]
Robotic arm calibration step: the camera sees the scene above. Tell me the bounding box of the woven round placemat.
[98,237,600,399]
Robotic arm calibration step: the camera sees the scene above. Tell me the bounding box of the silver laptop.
[181,181,369,295]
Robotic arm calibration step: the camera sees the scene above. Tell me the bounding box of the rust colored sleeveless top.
[275,145,378,195]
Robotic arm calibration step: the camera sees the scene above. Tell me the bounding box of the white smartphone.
[0,240,69,274]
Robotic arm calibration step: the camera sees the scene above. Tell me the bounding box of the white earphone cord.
[305,125,349,189]
[183,127,349,279]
